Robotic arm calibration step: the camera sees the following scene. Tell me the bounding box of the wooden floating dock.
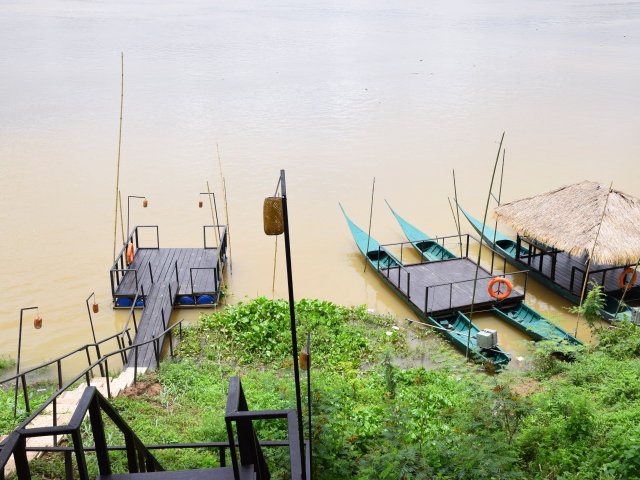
[110,225,227,369]
[380,256,525,317]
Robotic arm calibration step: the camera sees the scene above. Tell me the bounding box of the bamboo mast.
[217,144,232,273]
[574,182,613,336]
[118,190,125,245]
[364,177,375,273]
[490,150,506,273]
[112,52,124,259]
[465,133,505,361]
[452,170,463,256]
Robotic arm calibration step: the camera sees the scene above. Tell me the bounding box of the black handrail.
[0,319,183,453]
[2,387,163,480]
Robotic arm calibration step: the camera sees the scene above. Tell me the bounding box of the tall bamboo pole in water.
[118,190,125,245]
[112,52,124,259]
[364,177,375,273]
[217,144,232,273]
[465,133,504,361]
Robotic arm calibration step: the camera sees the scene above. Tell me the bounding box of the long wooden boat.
[386,203,582,346]
[457,204,633,321]
[340,204,510,370]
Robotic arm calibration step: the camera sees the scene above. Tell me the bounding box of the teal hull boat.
[386,202,582,346]
[340,203,510,370]
[457,204,632,322]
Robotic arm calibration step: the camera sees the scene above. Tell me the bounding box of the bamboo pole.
[118,190,125,245]
[574,182,613,336]
[447,197,461,240]
[364,177,375,273]
[272,236,278,295]
[112,52,124,260]
[217,144,232,273]
[490,150,506,273]
[452,170,463,256]
[465,133,505,360]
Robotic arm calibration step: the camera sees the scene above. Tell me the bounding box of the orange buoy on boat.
[126,242,135,264]
[619,268,637,289]
[488,277,513,300]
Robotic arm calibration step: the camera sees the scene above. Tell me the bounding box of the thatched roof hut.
[494,181,640,266]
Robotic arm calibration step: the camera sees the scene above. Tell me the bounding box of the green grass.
[16,296,640,479]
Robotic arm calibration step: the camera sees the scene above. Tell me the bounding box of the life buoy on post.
[619,268,638,290]
[488,277,513,300]
[126,242,135,265]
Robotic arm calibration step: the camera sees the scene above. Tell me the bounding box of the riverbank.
[16,297,640,479]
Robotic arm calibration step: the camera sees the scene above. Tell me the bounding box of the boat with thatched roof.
[459,181,640,321]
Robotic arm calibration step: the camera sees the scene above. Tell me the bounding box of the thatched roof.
[494,181,640,266]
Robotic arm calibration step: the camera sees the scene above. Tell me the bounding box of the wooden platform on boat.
[381,257,524,317]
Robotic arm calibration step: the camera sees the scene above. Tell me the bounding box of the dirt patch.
[510,377,543,397]
[120,381,162,398]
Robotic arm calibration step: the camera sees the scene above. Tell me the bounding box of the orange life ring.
[126,242,135,265]
[619,268,637,290]
[488,277,513,300]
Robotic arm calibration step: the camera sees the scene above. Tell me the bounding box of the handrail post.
[105,358,111,398]
[88,394,112,476]
[424,286,429,314]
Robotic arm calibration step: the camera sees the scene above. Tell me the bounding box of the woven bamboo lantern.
[263,197,284,235]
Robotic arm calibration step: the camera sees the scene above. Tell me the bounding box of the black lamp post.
[127,195,148,239]
[14,306,40,417]
[85,292,106,377]
[199,192,221,245]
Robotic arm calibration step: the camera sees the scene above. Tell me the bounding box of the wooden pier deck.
[381,257,525,317]
[110,226,227,369]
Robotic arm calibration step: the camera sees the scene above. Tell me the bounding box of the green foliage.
[22,297,640,479]
[569,282,606,326]
[178,297,404,370]
[0,355,15,372]
[0,382,56,436]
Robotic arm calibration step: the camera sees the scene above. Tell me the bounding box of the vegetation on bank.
[16,295,640,479]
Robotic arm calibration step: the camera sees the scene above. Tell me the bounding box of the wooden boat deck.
[381,257,524,317]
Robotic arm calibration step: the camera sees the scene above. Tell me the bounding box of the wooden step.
[97,465,255,480]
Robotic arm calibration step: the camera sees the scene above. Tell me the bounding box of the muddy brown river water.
[1,0,639,373]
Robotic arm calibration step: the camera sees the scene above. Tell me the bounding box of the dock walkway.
[110,225,227,369]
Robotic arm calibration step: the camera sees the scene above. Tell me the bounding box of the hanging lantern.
[263,197,284,235]
[92,302,99,313]
[33,316,43,329]
[299,348,310,370]
[198,200,203,208]
[143,199,148,208]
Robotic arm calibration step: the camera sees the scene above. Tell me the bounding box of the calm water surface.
[1,0,639,372]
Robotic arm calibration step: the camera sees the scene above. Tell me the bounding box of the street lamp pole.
[126,195,148,241]
[14,306,39,417]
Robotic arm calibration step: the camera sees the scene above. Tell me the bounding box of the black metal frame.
[110,226,160,300]
[1,376,308,480]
